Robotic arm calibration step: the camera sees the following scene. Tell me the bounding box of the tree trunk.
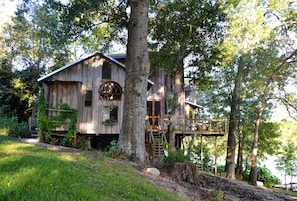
[249,106,264,185]
[118,0,150,163]
[235,130,243,178]
[225,57,244,179]
[169,52,185,149]
[172,162,197,184]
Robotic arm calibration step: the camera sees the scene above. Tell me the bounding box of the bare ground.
[142,167,297,201]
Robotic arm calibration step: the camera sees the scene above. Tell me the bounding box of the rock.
[256,181,264,187]
[145,167,160,176]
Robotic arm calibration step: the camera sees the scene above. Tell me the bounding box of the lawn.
[0,135,185,201]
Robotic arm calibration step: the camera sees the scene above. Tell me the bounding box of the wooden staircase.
[146,118,168,160]
[153,131,165,157]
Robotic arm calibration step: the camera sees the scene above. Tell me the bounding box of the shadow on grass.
[0,136,184,201]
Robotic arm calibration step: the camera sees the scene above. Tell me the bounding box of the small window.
[85,90,92,107]
[99,81,122,100]
[103,106,118,122]
[102,61,111,79]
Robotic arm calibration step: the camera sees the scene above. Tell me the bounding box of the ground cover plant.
[0,135,185,201]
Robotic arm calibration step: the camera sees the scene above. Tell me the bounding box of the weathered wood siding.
[147,70,167,116]
[43,55,125,135]
[147,69,186,118]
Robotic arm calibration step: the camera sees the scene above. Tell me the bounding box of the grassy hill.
[0,135,185,201]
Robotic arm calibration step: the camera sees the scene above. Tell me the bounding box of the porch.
[145,117,227,159]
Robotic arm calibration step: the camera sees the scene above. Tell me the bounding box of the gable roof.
[37,52,125,82]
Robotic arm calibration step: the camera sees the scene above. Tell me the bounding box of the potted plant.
[103,118,118,126]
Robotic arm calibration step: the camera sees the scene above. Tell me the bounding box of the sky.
[0,1,18,25]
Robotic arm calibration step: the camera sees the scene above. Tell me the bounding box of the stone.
[256,181,264,187]
[145,167,160,176]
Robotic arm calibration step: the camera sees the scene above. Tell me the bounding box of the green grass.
[0,135,185,201]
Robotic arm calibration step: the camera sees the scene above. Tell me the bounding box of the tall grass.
[0,135,186,201]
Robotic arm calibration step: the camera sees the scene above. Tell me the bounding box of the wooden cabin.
[37,52,226,153]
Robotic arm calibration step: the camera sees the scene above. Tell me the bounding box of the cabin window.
[103,106,118,122]
[102,61,111,79]
[99,81,122,100]
[85,90,92,107]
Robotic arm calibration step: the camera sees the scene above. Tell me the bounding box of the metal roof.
[37,52,126,82]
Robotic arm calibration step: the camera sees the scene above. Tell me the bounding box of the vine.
[37,87,78,147]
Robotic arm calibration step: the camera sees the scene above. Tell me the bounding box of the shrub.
[160,149,190,170]
[257,165,281,187]
[242,165,281,187]
[106,140,120,157]
[0,117,30,137]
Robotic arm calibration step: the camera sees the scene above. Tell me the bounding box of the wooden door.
[147,100,161,129]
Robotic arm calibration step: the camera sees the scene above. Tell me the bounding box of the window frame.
[99,81,122,101]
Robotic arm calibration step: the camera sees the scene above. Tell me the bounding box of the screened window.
[102,61,111,79]
[99,81,122,100]
[85,90,92,107]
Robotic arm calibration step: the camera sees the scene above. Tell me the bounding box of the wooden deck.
[148,118,226,137]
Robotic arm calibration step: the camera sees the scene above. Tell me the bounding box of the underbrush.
[0,117,30,137]
[0,135,186,201]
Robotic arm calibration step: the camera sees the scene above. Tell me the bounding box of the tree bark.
[249,106,264,185]
[169,52,185,149]
[235,130,243,178]
[225,56,244,180]
[118,0,150,163]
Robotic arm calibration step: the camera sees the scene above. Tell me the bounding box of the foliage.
[275,140,297,183]
[36,88,77,147]
[150,0,226,75]
[191,144,214,172]
[50,0,125,53]
[160,149,190,170]
[0,117,30,137]
[106,140,120,158]
[0,135,184,201]
[242,165,281,187]
[257,166,281,187]
[217,165,226,175]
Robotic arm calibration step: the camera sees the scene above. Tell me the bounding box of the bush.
[242,165,281,187]
[0,117,30,137]
[160,149,190,170]
[106,140,120,157]
[257,165,281,187]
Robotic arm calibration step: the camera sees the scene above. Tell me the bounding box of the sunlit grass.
[0,135,185,201]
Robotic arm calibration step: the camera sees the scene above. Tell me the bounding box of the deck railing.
[148,117,226,136]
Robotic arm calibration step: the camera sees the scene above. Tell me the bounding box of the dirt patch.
[144,169,297,201]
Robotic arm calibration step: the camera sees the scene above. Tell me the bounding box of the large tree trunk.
[225,56,244,180]
[118,0,150,163]
[169,52,185,149]
[249,107,264,185]
[235,130,243,178]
